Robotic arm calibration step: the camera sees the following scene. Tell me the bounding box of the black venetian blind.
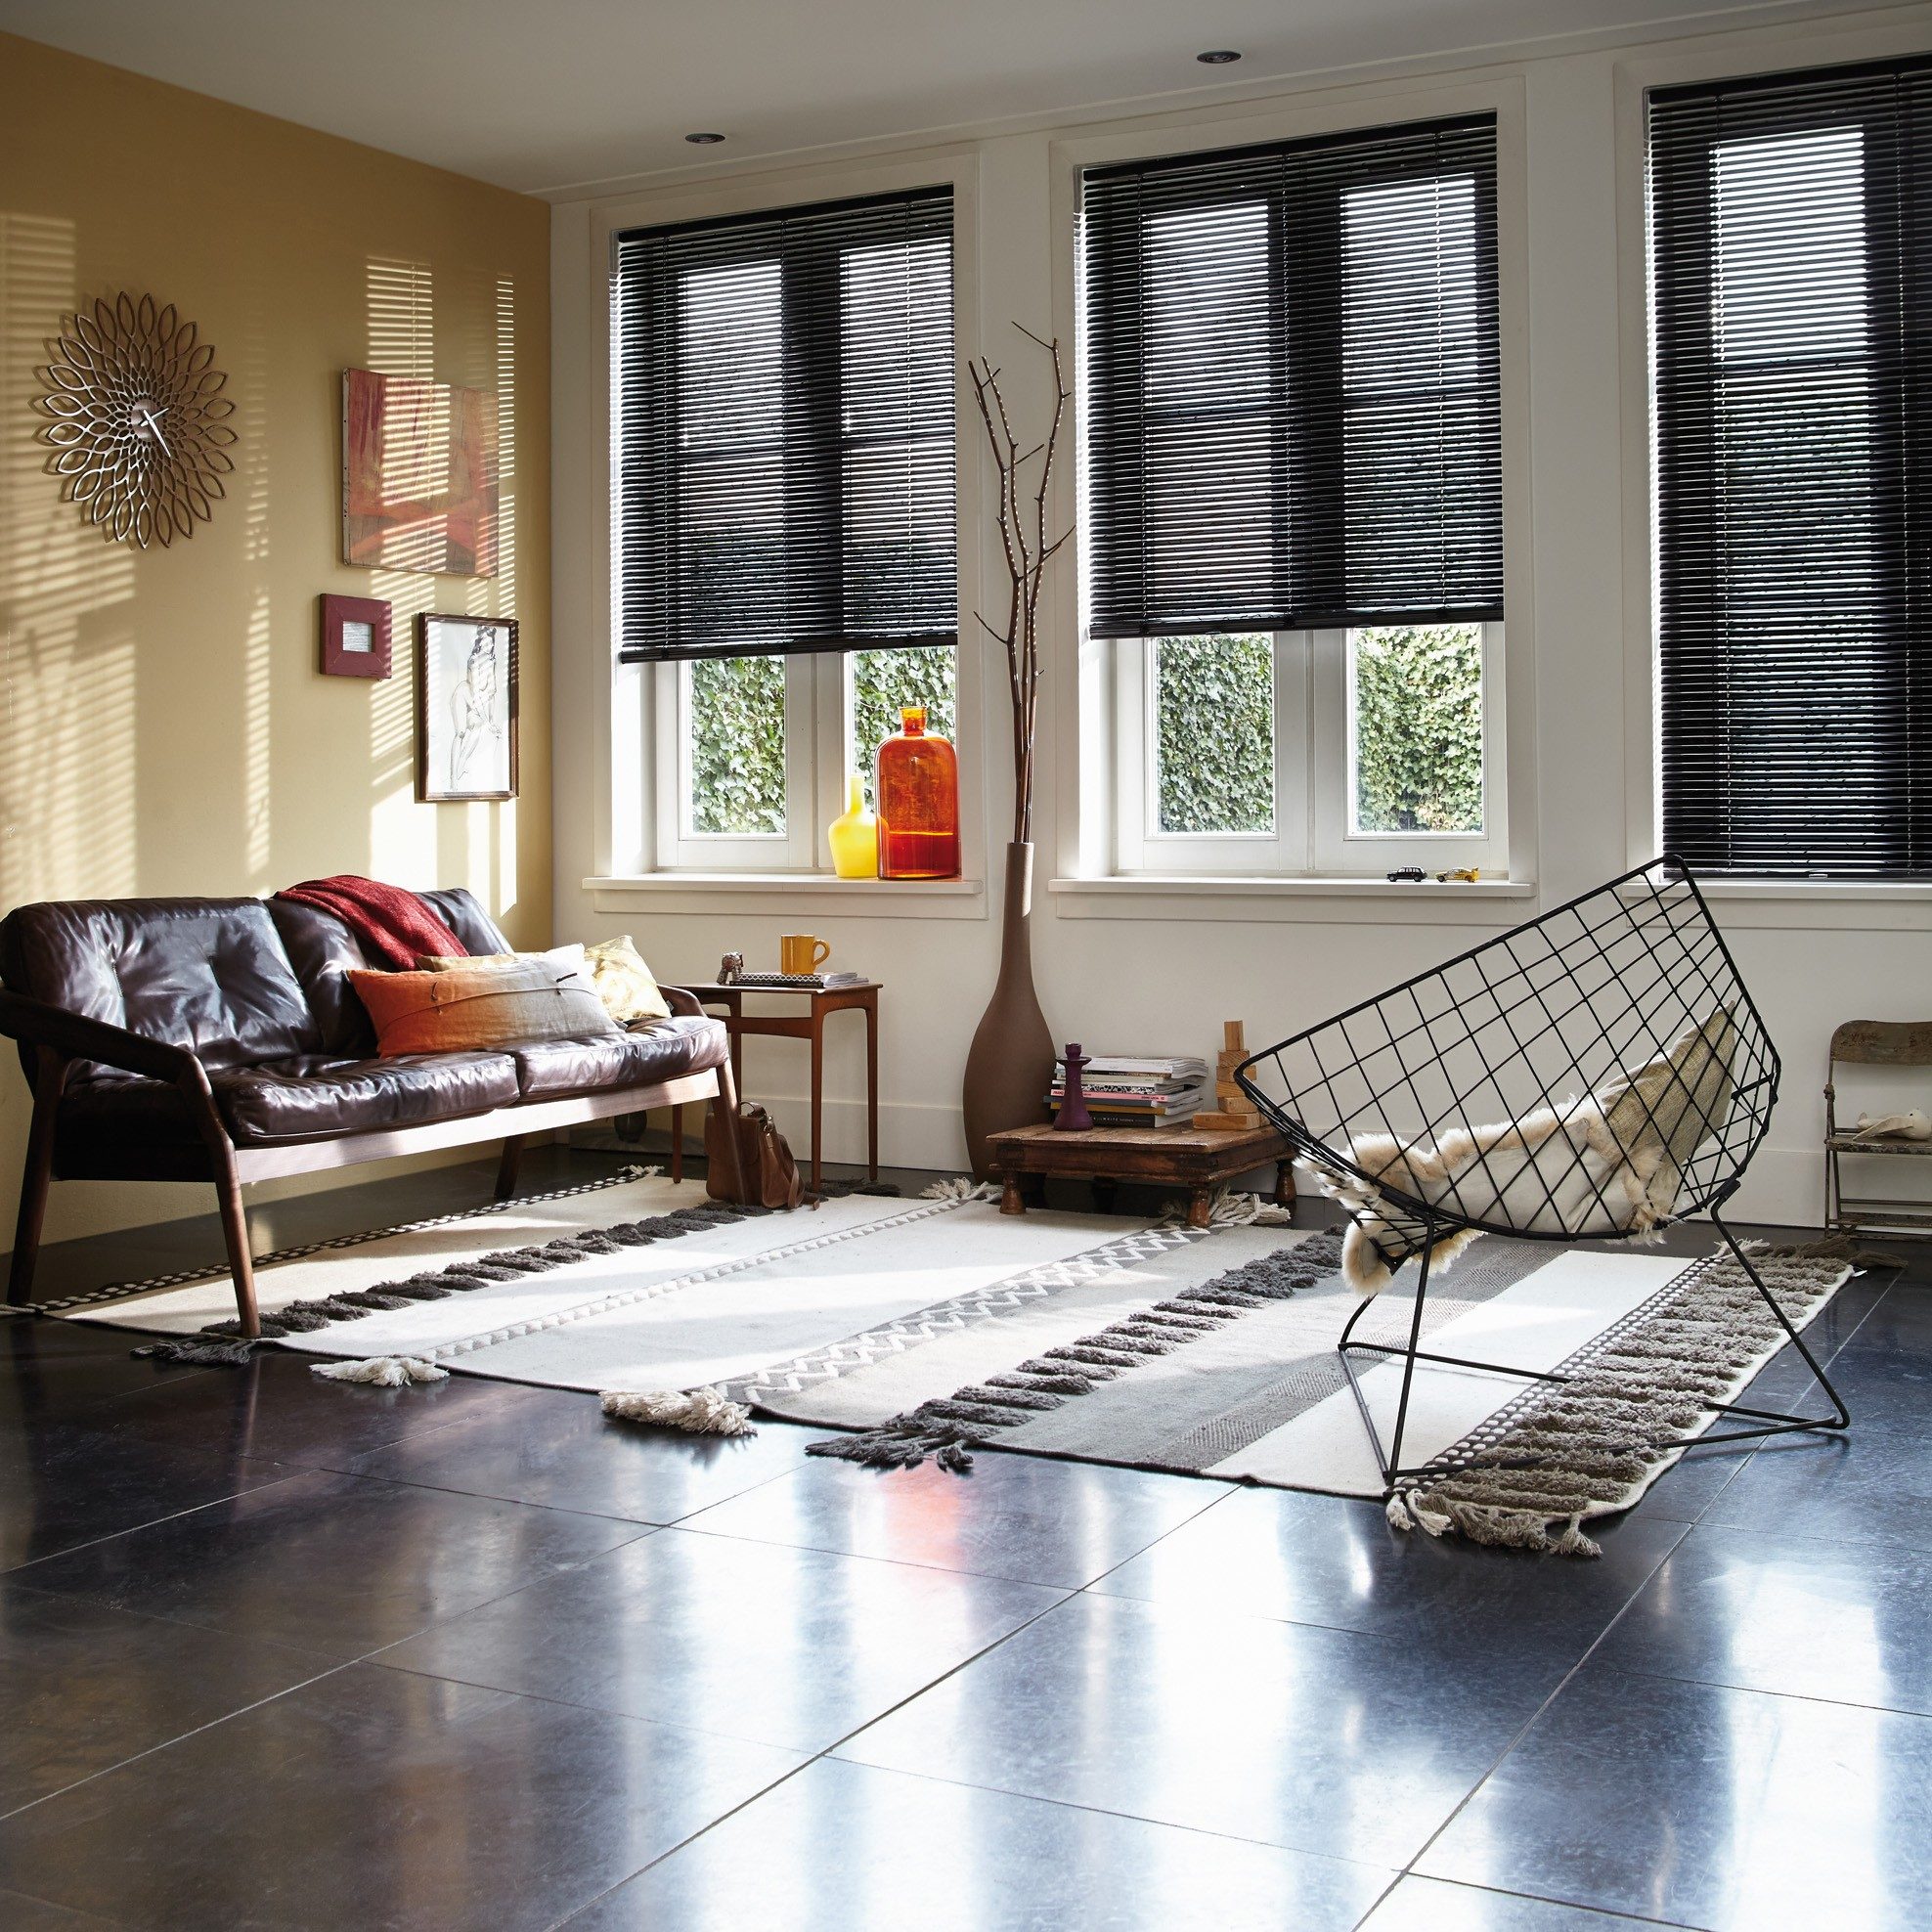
[614,187,955,663]
[1652,59,1932,878]
[1081,113,1502,638]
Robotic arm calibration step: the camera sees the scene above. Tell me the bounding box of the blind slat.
[1081,114,1503,638]
[1651,58,1932,878]
[614,186,955,664]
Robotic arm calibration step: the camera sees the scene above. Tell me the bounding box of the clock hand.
[132,401,171,459]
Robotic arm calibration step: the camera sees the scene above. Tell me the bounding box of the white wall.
[551,3,1932,1227]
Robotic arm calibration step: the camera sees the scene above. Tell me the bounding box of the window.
[1112,624,1503,874]
[1650,60,1932,878]
[657,646,956,869]
[613,187,956,869]
[1082,115,1505,876]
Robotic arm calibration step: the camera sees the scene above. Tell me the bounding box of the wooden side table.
[988,1121,1295,1230]
[671,981,880,1196]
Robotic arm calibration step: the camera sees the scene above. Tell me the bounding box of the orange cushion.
[349,960,619,1057]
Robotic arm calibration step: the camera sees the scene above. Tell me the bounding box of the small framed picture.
[319,593,391,679]
[416,612,518,802]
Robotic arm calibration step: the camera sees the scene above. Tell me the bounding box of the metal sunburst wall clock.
[34,292,238,549]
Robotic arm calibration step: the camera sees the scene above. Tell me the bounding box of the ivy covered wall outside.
[686,646,958,834]
[1150,625,1483,836]
[684,627,1478,844]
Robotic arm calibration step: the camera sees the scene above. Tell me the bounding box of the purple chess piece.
[1055,1042,1094,1132]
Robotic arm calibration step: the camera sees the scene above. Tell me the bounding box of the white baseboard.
[728,1093,970,1176]
[615,1095,1847,1234]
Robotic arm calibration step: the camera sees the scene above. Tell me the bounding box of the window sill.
[1047,874,1535,923]
[1691,877,1932,932]
[1694,878,1932,900]
[584,873,987,921]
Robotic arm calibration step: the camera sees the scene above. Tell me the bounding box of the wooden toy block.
[1223,1020,1246,1054]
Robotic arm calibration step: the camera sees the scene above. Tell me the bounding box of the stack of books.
[1049,1054,1209,1128]
[730,970,864,990]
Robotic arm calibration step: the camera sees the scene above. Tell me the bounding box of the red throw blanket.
[275,875,467,970]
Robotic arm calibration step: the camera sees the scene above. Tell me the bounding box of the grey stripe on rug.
[762,1227,1560,1475]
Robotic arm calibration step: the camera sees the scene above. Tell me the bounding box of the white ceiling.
[0,0,1889,198]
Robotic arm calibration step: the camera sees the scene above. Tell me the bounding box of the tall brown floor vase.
[962,841,1055,1179]
[960,324,1073,1179]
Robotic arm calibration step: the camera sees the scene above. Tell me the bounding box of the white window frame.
[1313,621,1508,876]
[1112,623,1506,878]
[654,645,959,873]
[1114,632,1310,874]
[654,655,820,873]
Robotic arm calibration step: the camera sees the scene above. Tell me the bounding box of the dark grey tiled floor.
[0,1146,1919,1928]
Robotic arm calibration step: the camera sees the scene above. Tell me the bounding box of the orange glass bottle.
[876,705,961,880]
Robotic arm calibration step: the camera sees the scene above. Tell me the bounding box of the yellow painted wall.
[0,32,551,1238]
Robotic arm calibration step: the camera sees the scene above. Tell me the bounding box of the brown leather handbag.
[706,1101,805,1210]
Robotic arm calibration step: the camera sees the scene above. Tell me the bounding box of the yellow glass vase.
[828,772,879,879]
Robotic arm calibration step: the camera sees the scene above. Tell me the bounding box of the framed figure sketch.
[416,613,518,801]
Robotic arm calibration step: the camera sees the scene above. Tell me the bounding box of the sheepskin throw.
[1318,1007,1739,1295]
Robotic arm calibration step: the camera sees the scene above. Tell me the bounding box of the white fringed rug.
[43,1168,1851,1546]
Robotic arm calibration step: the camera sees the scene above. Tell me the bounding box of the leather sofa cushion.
[50,1026,723,1173]
[210,1050,521,1144]
[55,1075,207,1181]
[0,899,319,1075]
[269,888,514,1056]
[508,1016,727,1099]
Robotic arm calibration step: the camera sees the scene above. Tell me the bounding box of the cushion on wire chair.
[1316,1006,1738,1295]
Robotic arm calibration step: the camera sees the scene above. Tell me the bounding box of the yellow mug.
[780,934,831,975]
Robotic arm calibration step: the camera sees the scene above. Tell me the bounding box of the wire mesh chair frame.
[1235,857,1850,1490]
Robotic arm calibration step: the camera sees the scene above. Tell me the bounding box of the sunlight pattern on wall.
[0,212,137,906]
[359,257,521,929]
[491,274,517,917]
[238,283,272,885]
[366,257,436,883]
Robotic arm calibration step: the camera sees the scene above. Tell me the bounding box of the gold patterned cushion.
[582,935,671,1025]
[417,942,596,995]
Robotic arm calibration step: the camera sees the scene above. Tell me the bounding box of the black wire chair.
[1235,857,1851,1490]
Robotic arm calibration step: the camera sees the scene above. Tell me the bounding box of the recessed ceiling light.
[684,131,726,145]
[1196,49,1242,65]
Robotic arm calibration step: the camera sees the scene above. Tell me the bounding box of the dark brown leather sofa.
[0,890,740,1337]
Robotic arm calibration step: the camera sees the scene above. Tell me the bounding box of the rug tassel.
[600,1386,755,1435]
[311,1356,449,1385]
[918,1177,999,1203]
[1160,1191,1295,1230]
[131,1337,262,1367]
[1386,1489,1454,1539]
[1388,1486,1602,1559]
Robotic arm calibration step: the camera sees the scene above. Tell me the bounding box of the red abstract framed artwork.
[341,369,498,578]
[318,593,392,679]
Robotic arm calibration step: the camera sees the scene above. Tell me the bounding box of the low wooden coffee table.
[988,1121,1295,1229]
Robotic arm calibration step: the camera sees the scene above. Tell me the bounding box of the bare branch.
[964,326,1075,843]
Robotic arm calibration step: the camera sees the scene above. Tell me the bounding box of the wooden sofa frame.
[0,985,744,1339]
